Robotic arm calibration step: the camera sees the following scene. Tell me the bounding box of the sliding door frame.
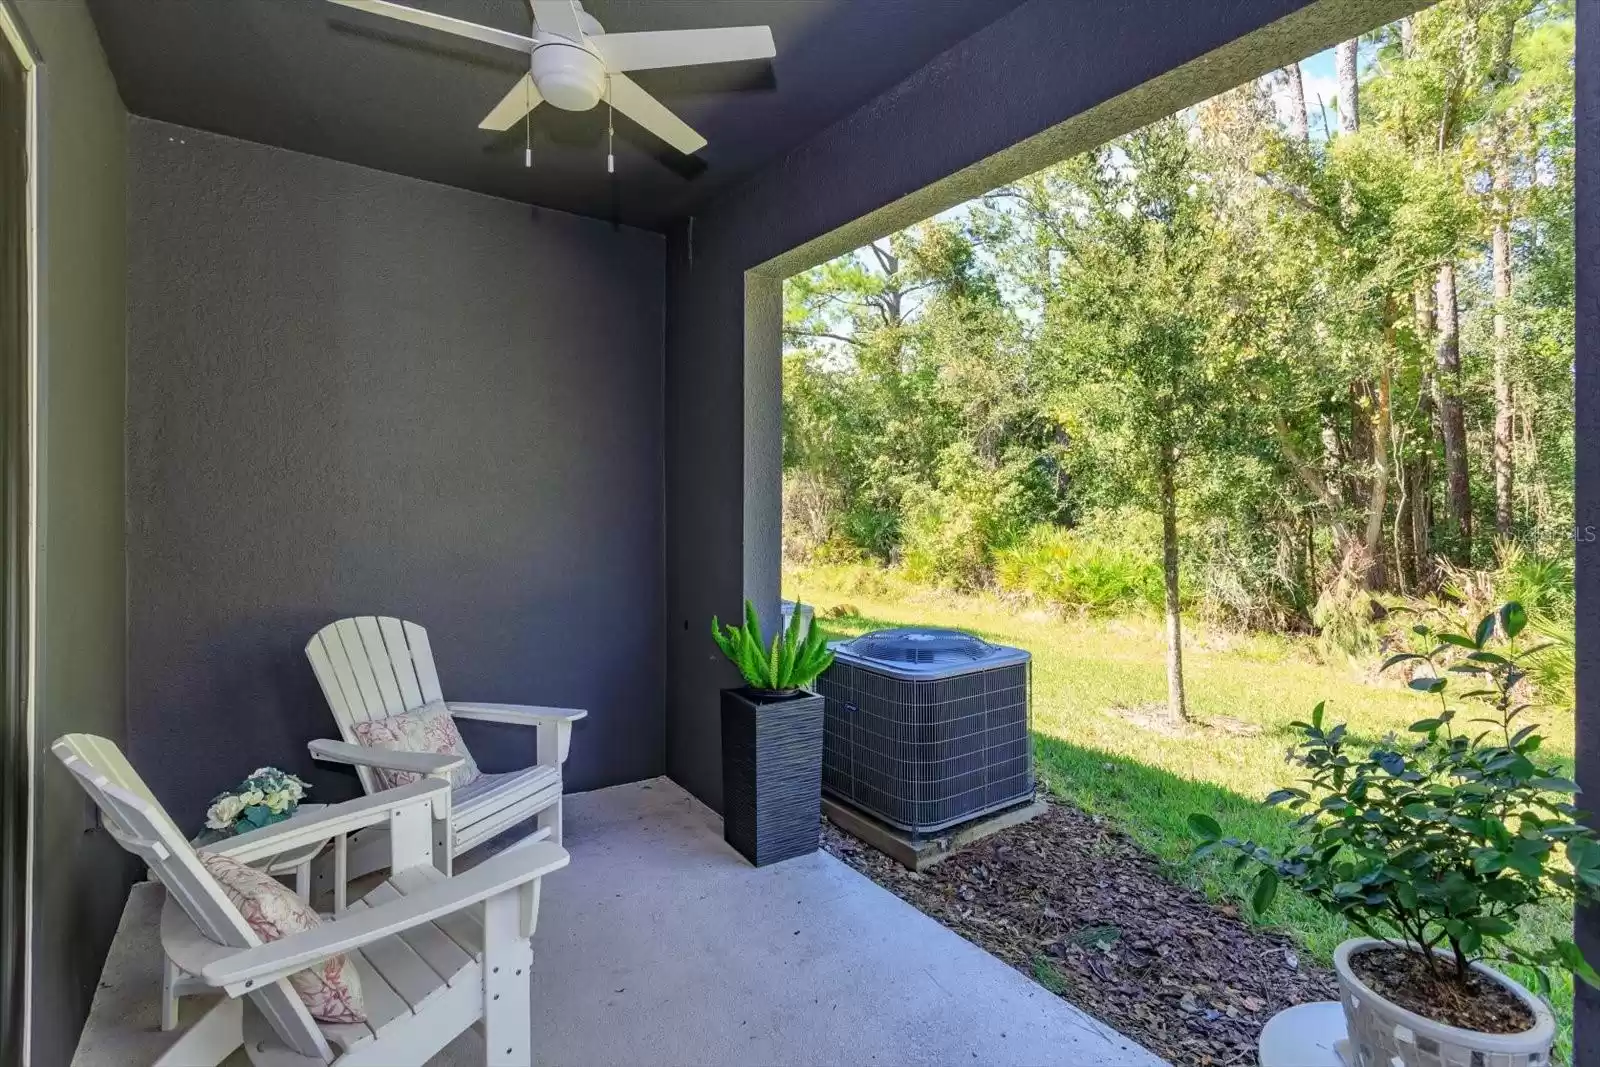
[0,3,38,1064]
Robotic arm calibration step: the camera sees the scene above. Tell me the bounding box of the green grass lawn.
[785,562,1578,1055]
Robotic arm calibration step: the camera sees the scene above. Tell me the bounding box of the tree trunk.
[1410,283,1435,588]
[1305,515,1318,607]
[1157,437,1189,724]
[1492,152,1515,538]
[1273,417,1354,554]
[1348,380,1376,518]
[1395,447,1414,593]
[1320,409,1345,510]
[1336,38,1360,135]
[1282,62,1309,144]
[1488,15,1517,540]
[1362,366,1392,590]
[1433,261,1472,563]
[1409,393,1435,591]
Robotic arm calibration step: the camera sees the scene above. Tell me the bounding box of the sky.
[1289,47,1342,137]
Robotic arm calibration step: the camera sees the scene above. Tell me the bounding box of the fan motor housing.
[818,628,1033,836]
[532,38,605,111]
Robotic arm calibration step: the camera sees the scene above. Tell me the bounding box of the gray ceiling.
[86,0,1027,230]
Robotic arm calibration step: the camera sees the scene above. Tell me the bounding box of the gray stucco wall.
[15,1,133,1064]
[1572,4,1597,1062]
[126,118,666,830]
[662,0,1421,810]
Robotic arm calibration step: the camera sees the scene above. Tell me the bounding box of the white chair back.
[306,617,446,796]
[51,733,332,1061]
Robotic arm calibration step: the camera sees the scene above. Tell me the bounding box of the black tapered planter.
[721,686,825,867]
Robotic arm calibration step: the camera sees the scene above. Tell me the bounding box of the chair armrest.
[200,841,571,993]
[308,737,464,777]
[447,703,586,765]
[446,702,587,725]
[201,779,451,865]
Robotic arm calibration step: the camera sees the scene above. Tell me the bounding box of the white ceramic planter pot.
[1334,938,1555,1067]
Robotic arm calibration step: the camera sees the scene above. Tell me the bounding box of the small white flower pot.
[1334,938,1555,1067]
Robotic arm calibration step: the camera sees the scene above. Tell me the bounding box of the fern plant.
[712,600,834,694]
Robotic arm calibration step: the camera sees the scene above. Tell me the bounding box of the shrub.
[1189,517,1311,632]
[1524,615,1575,714]
[994,524,1166,614]
[1438,538,1574,630]
[1310,574,1388,662]
[840,503,899,562]
[782,471,840,564]
[1430,539,1574,712]
[1190,603,1600,997]
[900,442,1036,589]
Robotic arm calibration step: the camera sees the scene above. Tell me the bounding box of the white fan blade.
[530,0,585,42]
[328,0,534,54]
[479,74,543,130]
[608,74,706,154]
[592,26,776,74]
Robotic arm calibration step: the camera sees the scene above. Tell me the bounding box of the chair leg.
[535,795,562,847]
[434,810,454,877]
[482,891,534,1067]
[153,996,242,1067]
[161,957,182,1032]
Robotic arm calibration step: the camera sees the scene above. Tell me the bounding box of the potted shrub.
[1189,602,1599,1067]
[712,599,835,866]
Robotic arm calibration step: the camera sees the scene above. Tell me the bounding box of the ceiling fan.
[328,0,776,158]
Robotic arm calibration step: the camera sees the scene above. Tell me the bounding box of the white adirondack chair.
[53,733,568,1067]
[305,617,586,878]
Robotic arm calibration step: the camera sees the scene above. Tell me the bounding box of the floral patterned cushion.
[198,852,365,1023]
[350,700,482,790]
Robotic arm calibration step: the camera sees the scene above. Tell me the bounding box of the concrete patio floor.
[75,778,1163,1066]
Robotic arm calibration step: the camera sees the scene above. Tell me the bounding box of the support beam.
[663,0,1428,812]
[1572,5,1599,1064]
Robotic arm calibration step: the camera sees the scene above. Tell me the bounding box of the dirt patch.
[822,798,1337,1066]
[1108,702,1197,737]
[1203,715,1264,737]
[1108,703,1263,738]
[1350,945,1534,1035]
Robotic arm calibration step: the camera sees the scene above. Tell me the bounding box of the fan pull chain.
[606,78,615,174]
[524,71,534,168]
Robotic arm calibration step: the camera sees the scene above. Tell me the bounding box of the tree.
[1336,38,1361,134]
[1022,118,1229,722]
[779,0,1575,641]
[1465,0,1572,537]
[1279,62,1310,143]
[1487,8,1522,537]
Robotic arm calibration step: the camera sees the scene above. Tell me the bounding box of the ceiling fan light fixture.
[531,41,605,111]
[328,0,775,158]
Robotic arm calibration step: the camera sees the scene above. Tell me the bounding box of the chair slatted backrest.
[306,617,445,796]
[51,734,333,1063]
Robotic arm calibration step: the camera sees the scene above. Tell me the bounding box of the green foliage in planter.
[712,600,835,694]
[1189,602,1600,995]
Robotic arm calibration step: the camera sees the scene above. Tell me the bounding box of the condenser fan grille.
[841,628,997,666]
[820,626,1034,834]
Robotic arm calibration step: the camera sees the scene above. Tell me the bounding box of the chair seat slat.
[364,882,474,985]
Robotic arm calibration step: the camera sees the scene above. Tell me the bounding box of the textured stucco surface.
[14,2,136,1064]
[126,118,666,831]
[83,0,1029,230]
[663,0,1426,812]
[76,779,1164,1067]
[1573,3,1598,1062]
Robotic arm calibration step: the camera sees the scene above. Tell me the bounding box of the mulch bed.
[821,797,1339,1066]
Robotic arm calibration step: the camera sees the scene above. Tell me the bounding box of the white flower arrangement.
[204,766,310,835]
